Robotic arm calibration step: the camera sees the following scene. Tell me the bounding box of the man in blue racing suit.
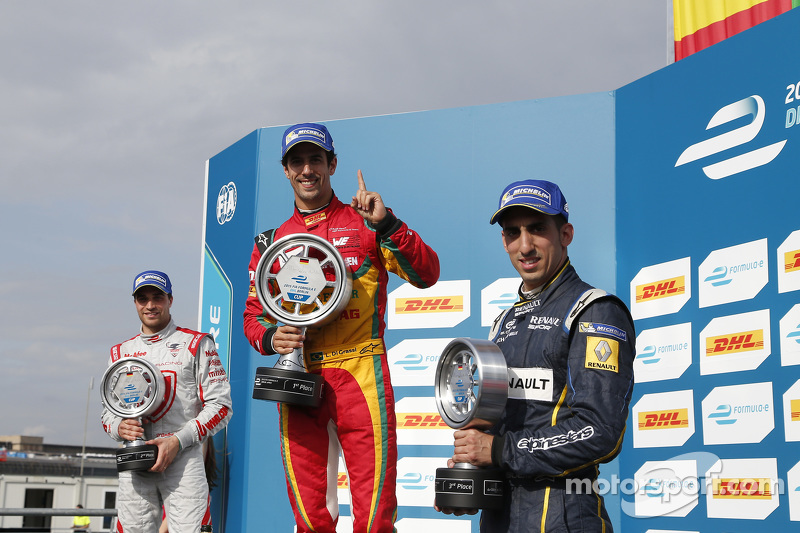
[436,179,635,532]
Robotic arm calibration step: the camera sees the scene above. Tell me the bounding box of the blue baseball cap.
[281,123,334,158]
[132,270,172,295]
[490,179,569,225]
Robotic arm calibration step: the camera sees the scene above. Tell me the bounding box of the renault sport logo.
[675,95,787,180]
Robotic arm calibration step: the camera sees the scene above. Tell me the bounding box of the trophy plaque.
[100,357,166,472]
[434,338,508,510]
[252,233,353,408]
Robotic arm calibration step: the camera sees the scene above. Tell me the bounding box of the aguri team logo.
[675,95,787,180]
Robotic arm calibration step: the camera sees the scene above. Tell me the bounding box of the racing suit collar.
[293,193,342,229]
[139,319,177,344]
[518,258,571,301]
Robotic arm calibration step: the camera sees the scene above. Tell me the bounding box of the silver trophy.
[434,338,508,510]
[252,233,352,408]
[100,357,165,472]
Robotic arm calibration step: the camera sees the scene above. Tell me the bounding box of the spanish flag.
[674,0,799,60]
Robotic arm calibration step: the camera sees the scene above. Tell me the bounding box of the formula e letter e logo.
[675,95,787,180]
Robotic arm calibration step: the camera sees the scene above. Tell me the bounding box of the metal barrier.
[0,510,116,516]
[0,508,117,533]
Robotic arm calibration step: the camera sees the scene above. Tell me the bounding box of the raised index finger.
[357,169,367,191]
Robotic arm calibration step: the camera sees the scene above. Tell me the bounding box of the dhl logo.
[337,472,349,490]
[396,413,450,429]
[637,409,689,430]
[635,276,685,303]
[711,478,773,499]
[304,212,326,227]
[785,250,800,273]
[395,296,463,314]
[791,399,800,422]
[705,330,764,355]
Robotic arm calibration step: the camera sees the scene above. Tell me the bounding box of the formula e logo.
[216,181,237,225]
[675,95,787,180]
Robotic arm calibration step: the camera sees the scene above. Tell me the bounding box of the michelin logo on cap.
[501,186,552,208]
[285,128,327,145]
[281,122,335,157]
[132,270,172,295]
[137,273,167,286]
[490,179,569,225]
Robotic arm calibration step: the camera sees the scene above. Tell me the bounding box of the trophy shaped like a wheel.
[252,233,353,407]
[100,357,166,471]
[434,338,508,510]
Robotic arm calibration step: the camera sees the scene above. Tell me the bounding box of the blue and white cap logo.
[281,122,335,157]
[500,185,552,209]
[132,270,172,295]
[490,179,568,224]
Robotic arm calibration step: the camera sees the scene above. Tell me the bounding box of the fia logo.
[675,95,787,179]
[216,181,237,225]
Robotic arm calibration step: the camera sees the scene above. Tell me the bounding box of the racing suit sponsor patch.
[514,300,541,317]
[585,336,619,373]
[507,367,554,401]
[578,321,627,341]
[517,425,595,452]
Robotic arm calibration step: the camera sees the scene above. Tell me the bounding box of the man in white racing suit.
[101,270,232,533]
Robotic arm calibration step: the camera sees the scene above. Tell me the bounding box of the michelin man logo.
[216,181,237,225]
[675,95,787,180]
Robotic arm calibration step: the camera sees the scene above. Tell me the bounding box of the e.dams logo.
[675,95,787,180]
[638,409,690,431]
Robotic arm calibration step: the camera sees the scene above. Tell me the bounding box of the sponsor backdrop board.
[616,8,800,532]
[200,9,800,531]
[201,95,619,531]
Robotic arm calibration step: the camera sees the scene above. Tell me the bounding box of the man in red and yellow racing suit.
[243,122,440,533]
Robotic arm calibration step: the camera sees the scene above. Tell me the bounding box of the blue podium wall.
[201,94,618,532]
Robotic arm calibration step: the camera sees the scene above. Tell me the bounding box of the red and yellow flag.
[674,0,799,60]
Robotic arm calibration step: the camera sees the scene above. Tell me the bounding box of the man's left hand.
[350,170,387,225]
[147,435,181,472]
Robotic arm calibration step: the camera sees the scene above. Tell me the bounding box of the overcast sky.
[0,1,669,447]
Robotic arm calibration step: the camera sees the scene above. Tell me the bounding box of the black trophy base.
[435,466,505,510]
[116,443,158,472]
[253,366,324,408]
